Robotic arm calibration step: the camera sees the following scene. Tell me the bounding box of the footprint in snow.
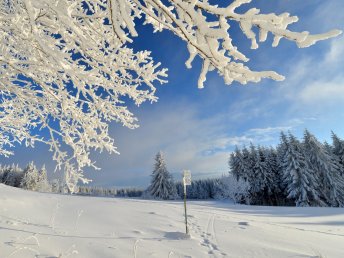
[165,231,191,240]
[238,221,249,229]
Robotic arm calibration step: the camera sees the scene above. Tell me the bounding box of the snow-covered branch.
[0,0,341,189]
[0,0,167,187]
[135,0,341,88]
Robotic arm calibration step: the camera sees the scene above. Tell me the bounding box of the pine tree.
[253,146,269,194]
[324,141,344,176]
[0,164,4,183]
[277,132,289,177]
[37,165,51,192]
[149,152,176,200]
[20,161,39,191]
[241,146,252,182]
[331,132,344,175]
[1,164,23,187]
[282,133,321,207]
[322,142,344,206]
[266,148,281,188]
[229,147,243,180]
[262,147,282,205]
[247,143,264,202]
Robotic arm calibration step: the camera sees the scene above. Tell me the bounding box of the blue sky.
[1,0,344,187]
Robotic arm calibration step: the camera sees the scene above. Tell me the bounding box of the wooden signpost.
[183,170,191,235]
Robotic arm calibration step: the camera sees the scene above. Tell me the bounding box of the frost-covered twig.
[134,0,341,87]
[0,0,167,190]
[0,0,341,190]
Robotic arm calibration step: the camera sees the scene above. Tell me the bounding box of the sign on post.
[182,170,191,236]
[183,170,192,186]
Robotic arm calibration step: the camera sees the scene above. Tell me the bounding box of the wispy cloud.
[210,125,294,151]
[299,77,344,103]
[325,38,344,64]
[248,126,292,135]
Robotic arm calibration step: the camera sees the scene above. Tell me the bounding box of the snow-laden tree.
[247,143,265,195]
[229,147,242,180]
[148,152,176,199]
[0,0,341,189]
[303,131,344,207]
[240,146,252,181]
[229,146,252,181]
[20,161,39,190]
[258,147,273,191]
[0,163,23,187]
[264,148,281,191]
[215,174,250,204]
[277,132,288,166]
[51,179,65,193]
[331,132,344,174]
[324,141,344,176]
[36,165,52,192]
[282,134,322,207]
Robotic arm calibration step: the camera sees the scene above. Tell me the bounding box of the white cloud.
[88,101,301,186]
[87,102,233,185]
[275,35,344,108]
[205,125,297,153]
[325,38,344,64]
[248,126,292,135]
[299,78,344,103]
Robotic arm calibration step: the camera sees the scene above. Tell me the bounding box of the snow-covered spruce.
[0,161,51,192]
[148,152,176,200]
[280,134,322,207]
[303,130,344,207]
[229,130,344,207]
[20,162,51,192]
[0,163,23,187]
[0,1,341,190]
[331,132,344,174]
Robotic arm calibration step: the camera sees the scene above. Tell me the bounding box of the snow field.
[0,184,344,258]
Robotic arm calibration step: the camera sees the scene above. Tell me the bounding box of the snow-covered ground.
[0,184,343,258]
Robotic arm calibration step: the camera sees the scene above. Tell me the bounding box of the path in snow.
[1,184,344,258]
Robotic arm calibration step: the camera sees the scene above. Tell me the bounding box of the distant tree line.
[0,161,80,194]
[229,130,344,207]
[146,151,250,203]
[3,130,344,208]
[175,177,250,203]
[77,186,143,198]
[0,162,51,192]
[0,161,143,197]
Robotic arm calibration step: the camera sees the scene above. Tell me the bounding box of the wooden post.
[182,170,191,236]
[184,183,189,235]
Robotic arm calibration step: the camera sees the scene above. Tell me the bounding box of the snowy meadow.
[1,0,344,257]
[1,184,344,258]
